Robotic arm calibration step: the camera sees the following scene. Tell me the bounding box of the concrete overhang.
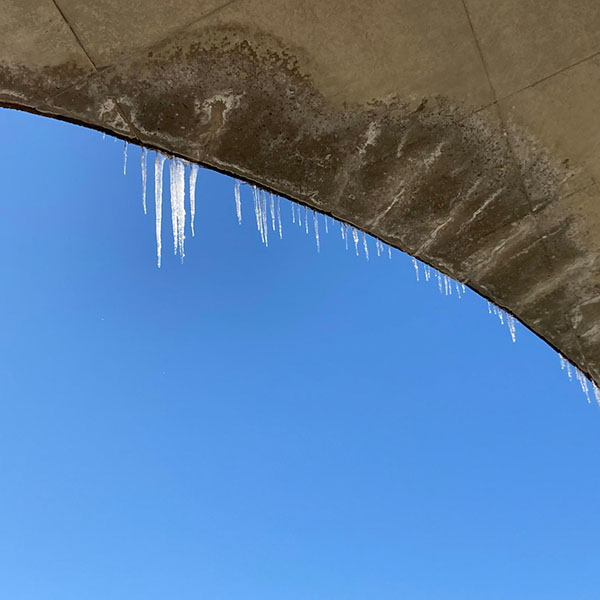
[1,0,599,386]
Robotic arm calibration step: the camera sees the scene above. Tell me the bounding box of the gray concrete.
[1,0,599,385]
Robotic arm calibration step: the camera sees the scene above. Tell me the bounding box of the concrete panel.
[463,0,600,97]
[53,0,239,68]
[179,0,494,107]
[501,54,600,203]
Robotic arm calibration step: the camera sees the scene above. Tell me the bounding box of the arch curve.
[1,0,600,386]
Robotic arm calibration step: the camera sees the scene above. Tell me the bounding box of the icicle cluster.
[484,300,517,343]
[410,257,467,300]
[559,354,600,406]
[124,141,600,408]
[138,149,199,268]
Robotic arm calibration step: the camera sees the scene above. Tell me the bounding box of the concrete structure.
[1,0,599,385]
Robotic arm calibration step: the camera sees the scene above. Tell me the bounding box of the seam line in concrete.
[50,0,143,141]
[50,0,97,70]
[460,0,498,100]
[500,48,600,101]
[460,0,595,378]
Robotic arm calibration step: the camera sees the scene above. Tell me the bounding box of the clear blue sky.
[0,107,599,600]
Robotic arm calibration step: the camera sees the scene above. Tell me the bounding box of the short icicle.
[411,257,420,281]
[352,228,359,256]
[276,196,282,239]
[313,211,320,252]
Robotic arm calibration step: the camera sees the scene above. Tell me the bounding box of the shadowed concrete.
[1,0,599,385]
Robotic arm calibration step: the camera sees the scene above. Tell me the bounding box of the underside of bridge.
[1,0,599,386]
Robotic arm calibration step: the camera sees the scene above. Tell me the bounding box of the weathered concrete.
[1,0,599,385]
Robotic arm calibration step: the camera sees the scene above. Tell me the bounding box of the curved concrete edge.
[1,5,599,387]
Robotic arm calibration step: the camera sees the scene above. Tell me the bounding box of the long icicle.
[313,211,320,252]
[123,141,128,175]
[141,147,148,214]
[176,159,186,259]
[270,194,276,232]
[276,196,282,239]
[234,180,242,224]
[169,159,178,255]
[189,163,199,237]
[154,152,166,268]
[261,191,269,247]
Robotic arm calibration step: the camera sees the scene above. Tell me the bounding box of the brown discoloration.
[1,5,599,386]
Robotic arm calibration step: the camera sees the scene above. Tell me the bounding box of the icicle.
[233,180,242,225]
[436,272,443,294]
[141,146,148,215]
[123,141,128,175]
[270,194,276,232]
[291,201,296,224]
[487,301,493,314]
[352,228,359,256]
[375,239,382,257]
[566,362,573,381]
[344,224,350,250]
[304,206,309,234]
[313,211,320,252]
[559,354,567,370]
[411,257,420,281]
[340,222,346,241]
[507,314,516,343]
[424,264,431,282]
[593,382,600,407]
[461,283,466,294]
[388,245,392,259]
[497,308,505,325]
[189,163,199,236]
[154,152,166,268]
[252,186,264,244]
[169,159,178,255]
[454,281,462,298]
[261,191,269,247]
[362,232,369,260]
[444,275,451,296]
[297,204,303,228]
[169,158,186,259]
[276,196,282,239]
[324,215,329,234]
[177,159,186,258]
[575,368,591,403]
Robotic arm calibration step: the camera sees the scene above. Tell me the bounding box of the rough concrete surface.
[0,0,599,385]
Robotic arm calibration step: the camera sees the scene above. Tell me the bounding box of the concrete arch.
[1,0,599,386]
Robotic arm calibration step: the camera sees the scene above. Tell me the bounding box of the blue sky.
[0,107,599,599]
